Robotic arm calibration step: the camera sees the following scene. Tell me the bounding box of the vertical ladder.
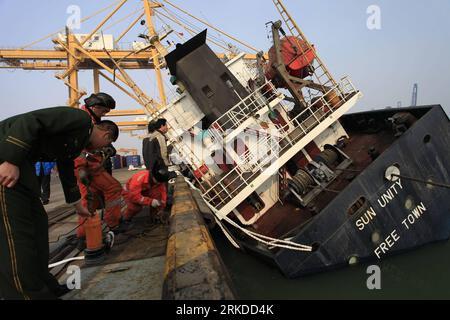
[272,0,338,90]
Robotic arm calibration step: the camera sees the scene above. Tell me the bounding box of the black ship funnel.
[165,29,250,129]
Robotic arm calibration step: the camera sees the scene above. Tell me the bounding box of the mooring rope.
[183,177,312,252]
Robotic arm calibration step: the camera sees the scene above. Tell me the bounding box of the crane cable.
[157,6,233,53]
[21,0,123,49]
[154,11,185,41]
[162,0,260,53]
[155,10,233,55]
[102,7,143,33]
[161,6,225,46]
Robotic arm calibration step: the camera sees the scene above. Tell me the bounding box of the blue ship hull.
[271,106,450,277]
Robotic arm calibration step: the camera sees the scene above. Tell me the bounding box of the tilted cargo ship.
[152,3,450,277]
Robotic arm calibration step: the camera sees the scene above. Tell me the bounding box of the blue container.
[121,156,128,168]
[111,155,122,170]
[126,155,141,167]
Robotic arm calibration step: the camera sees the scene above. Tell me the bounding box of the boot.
[112,218,134,234]
[111,232,130,245]
[109,224,131,245]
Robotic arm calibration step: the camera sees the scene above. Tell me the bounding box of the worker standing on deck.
[35,161,56,205]
[142,119,177,212]
[75,93,125,247]
[0,107,119,300]
[122,166,169,224]
[81,92,117,174]
[142,118,171,173]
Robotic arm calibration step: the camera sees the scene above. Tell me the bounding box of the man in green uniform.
[0,106,119,300]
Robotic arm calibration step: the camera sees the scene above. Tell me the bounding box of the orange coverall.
[122,170,167,221]
[75,106,122,238]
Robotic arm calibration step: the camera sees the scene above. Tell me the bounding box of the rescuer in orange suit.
[81,92,116,175]
[122,166,169,223]
[74,93,124,247]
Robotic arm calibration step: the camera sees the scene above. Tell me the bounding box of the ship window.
[423,135,431,144]
[348,196,368,216]
[202,85,214,98]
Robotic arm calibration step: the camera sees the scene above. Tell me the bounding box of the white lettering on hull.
[401,202,427,230]
[355,180,403,232]
[374,230,401,259]
[377,179,403,208]
[356,207,377,231]
[375,202,427,259]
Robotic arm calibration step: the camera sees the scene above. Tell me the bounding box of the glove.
[74,201,94,218]
[151,199,161,208]
[102,145,117,158]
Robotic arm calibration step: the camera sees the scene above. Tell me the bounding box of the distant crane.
[411,83,418,106]
[0,0,261,133]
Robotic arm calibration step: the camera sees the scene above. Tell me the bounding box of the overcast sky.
[1,0,449,154]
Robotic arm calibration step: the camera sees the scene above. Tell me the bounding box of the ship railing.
[277,76,356,135]
[201,132,280,206]
[201,76,359,213]
[203,80,284,158]
[202,128,282,205]
[228,132,280,174]
[209,81,282,134]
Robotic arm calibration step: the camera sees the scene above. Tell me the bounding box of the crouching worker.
[74,143,123,248]
[122,167,169,224]
[0,107,118,300]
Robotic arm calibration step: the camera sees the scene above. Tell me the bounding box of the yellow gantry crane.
[0,0,266,132]
[117,148,138,155]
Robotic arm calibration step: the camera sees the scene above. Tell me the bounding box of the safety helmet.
[84,92,116,110]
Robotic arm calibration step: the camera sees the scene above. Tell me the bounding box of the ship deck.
[253,117,400,239]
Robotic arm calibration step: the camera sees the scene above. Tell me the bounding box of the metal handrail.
[209,81,281,133]
[201,76,357,210]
